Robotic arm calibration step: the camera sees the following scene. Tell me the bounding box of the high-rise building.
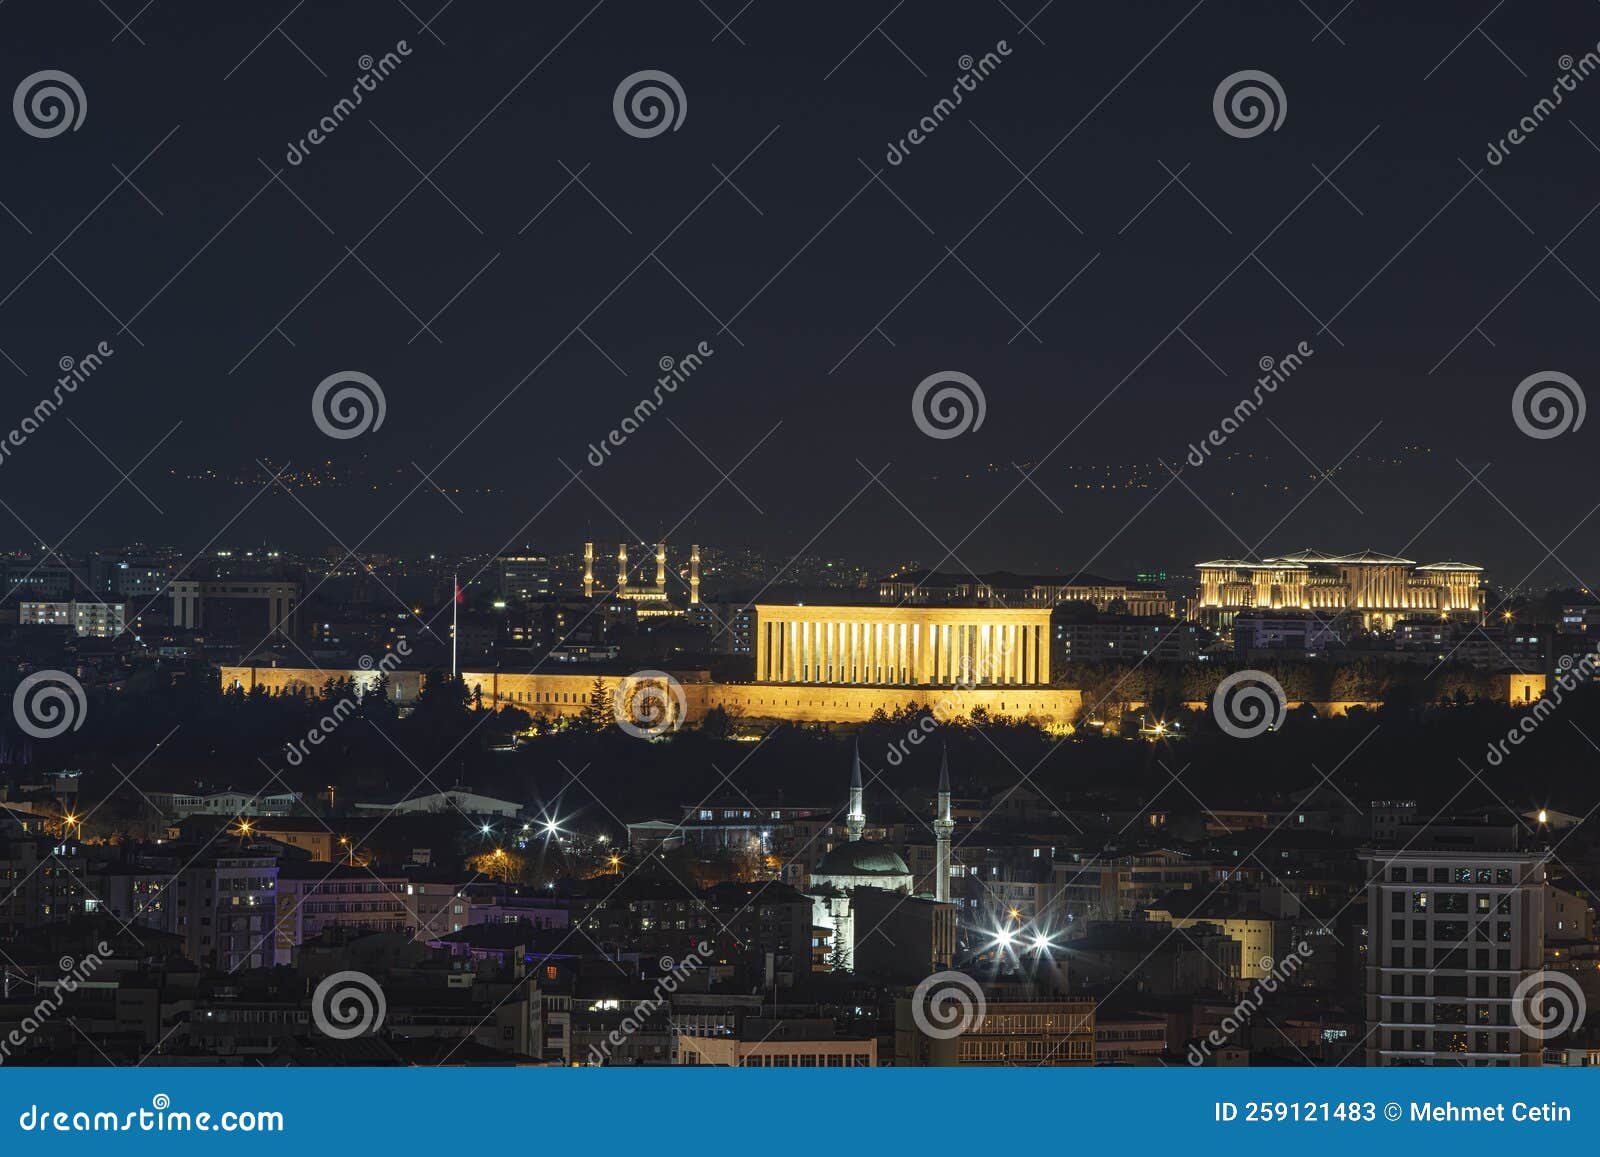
[1359,823,1548,1066]
[497,554,550,602]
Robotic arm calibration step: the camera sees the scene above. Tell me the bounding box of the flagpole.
[452,571,459,682]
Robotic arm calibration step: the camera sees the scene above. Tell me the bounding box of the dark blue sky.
[2,1,1598,586]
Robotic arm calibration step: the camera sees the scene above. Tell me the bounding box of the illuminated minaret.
[934,746,954,904]
[654,542,666,598]
[583,542,594,599]
[617,544,628,597]
[846,742,865,843]
[689,544,701,605]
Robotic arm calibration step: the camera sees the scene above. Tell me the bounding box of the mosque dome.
[814,840,911,878]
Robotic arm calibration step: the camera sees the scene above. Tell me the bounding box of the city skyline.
[2,0,1600,1091]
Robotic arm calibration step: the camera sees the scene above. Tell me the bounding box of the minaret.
[934,746,955,903]
[617,544,628,597]
[583,542,594,599]
[654,542,666,598]
[846,742,865,843]
[689,544,701,605]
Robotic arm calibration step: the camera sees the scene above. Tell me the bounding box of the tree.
[700,705,733,740]
[468,847,526,883]
[825,933,849,973]
[576,676,613,734]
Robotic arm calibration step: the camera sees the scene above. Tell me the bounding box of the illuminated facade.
[584,540,698,617]
[224,602,1086,727]
[754,604,1053,686]
[1194,550,1483,630]
[224,662,1083,727]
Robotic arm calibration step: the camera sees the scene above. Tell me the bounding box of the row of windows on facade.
[734,1054,872,1067]
[303,902,464,916]
[1386,867,1521,884]
[1387,948,1519,970]
[1380,1001,1516,1025]
[1388,1031,1516,1053]
[1392,891,1513,913]
[1389,919,1515,942]
[960,1040,1093,1061]
[1386,971,1524,996]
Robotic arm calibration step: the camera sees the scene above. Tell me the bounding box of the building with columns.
[1194,549,1483,631]
[754,603,1053,687]
[223,600,1086,727]
[170,578,299,640]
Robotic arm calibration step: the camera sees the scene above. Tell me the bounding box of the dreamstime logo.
[285,641,411,767]
[0,941,111,1065]
[13,670,86,739]
[285,41,412,165]
[1486,44,1600,166]
[312,370,386,439]
[587,340,713,466]
[613,670,686,739]
[884,41,1012,165]
[912,371,985,439]
[885,634,1020,766]
[1511,370,1584,439]
[310,970,386,1038]
[1511,970,1586,1041]
[0,341,113,470]
[910,970,986,1040]
[585,942,711,1065]
[1212,70,1286,139]
[1185,341,1313,466]
[1486,651,1599,767]
[13,70,86,138]
[1187,941,1314,1064]
[1212,669,1286,738]
[613,70,686,138]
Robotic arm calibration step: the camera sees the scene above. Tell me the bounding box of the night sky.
[2,1,1598,584]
